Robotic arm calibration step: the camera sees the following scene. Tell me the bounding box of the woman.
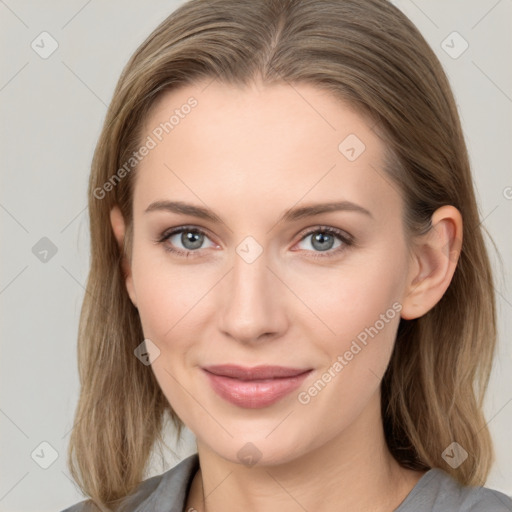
[62,0,512,511]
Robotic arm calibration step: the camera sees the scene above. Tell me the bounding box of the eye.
[157,225,217,257]
[294,226,353,259]
[156,225,354,259]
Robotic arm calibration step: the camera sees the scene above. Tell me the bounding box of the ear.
[110,205,137,308]
[400,205,463,320]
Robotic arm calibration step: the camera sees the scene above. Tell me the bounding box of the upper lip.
[202,364,312,380]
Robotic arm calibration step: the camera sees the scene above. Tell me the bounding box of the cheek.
[130,240,215,340]
[131,254,211,410]
[290,252,405,341]
[291,266,403,428]
[288,250,406,389]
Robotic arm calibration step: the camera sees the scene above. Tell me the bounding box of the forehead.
[133,80,401,224]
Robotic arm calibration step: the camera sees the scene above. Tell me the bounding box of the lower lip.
[203,369,312,409]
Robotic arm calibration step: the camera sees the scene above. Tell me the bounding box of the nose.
[216,243,288,345]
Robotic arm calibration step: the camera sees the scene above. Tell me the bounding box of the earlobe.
[110,206,138,308]
[401,205,463,320]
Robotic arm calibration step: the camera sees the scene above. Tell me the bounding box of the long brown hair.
[67,0,497,509]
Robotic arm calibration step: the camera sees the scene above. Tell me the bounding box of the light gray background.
[0,1,511,510]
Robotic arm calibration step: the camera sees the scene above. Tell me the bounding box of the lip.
[202,364,313,408]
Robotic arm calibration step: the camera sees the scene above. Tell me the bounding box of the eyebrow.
[144,200,373,224]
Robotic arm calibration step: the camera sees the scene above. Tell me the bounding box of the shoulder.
[59,453,200,512]
[459,485,512,512]
[396,468,512,512]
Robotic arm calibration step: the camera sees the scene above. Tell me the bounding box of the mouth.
[201,364,313,408]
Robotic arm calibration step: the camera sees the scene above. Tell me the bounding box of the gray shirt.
[60,453,512,512]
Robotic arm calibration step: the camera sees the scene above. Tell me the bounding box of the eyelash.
[155,225,354,260]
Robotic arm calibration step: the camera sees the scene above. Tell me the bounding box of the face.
[115,79,416,466]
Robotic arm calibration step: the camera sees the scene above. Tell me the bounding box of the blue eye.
[296,226,353,258]
[157,225,216,257]
[156,225,353,259]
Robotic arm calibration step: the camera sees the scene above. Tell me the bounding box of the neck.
[185,391,425,512]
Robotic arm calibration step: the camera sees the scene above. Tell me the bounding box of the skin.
[110,79,463,512]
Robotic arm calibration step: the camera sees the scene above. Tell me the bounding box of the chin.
[199,430,311,468]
